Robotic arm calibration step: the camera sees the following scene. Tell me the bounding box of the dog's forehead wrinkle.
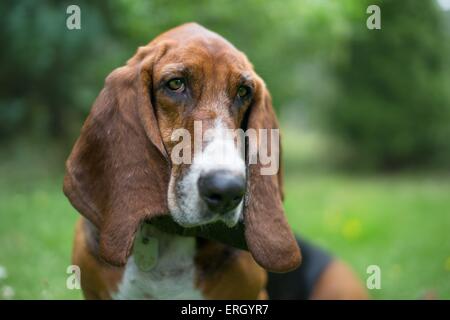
[163,40,248,74]
[160,63,186,76]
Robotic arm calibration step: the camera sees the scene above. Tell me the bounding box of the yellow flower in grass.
[445,257,450,272]
[341,218,362,240]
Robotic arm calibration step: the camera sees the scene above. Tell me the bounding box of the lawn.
[0,135,449,299]
[285,171,450,299]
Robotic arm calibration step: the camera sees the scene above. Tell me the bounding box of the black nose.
[198,170,246,214]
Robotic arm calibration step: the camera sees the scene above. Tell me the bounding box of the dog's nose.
[198,170,246,214]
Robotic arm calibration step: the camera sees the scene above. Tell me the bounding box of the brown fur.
[72,219,123,299]
[310,260,369,300]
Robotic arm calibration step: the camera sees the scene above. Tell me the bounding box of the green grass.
[0,134,449,299]
[285,172,450,299]
[0,177,81,299]
[0,143,82,299]
[282,127,450,299]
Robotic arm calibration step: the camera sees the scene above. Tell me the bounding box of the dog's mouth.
[173,214,235,229]
[184,207,242,228]
[149,215,247,250]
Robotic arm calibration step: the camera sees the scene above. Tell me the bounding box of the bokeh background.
[0,0,449,299]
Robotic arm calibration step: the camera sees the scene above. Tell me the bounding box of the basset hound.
[63,23,368,300]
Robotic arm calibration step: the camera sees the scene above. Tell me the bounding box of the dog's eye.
[167,78,185,92]
[237,85,250,98]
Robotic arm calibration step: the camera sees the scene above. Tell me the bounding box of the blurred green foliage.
[0,1,119,138]
[328,0,450,169]
[0,0,449,169]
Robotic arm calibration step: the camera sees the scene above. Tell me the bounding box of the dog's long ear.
[63,47,170,266]
[243,78,301,273]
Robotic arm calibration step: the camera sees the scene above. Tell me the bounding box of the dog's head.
[64,23,300,272]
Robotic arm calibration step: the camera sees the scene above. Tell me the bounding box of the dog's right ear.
[63,47,170,266]
[242,77,301,273]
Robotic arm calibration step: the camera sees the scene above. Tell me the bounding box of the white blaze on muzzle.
[168,119,246,227]
[197,119,246,175]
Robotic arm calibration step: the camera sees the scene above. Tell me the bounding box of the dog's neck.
[82,219,239,299]
[114,223,203,299]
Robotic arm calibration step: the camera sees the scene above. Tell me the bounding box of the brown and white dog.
[63,23,367,300]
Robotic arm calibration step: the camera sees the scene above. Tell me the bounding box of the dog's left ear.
[243,78,301,273]
[63,46,171,266]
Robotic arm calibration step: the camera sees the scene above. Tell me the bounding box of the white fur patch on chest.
[113,224,203,300]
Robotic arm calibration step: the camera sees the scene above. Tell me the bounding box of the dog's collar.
[150,216,247,251]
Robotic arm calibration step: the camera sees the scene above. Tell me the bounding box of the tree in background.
[0,0,345,143]
[328,0,450,169]
[0,1,122,140]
